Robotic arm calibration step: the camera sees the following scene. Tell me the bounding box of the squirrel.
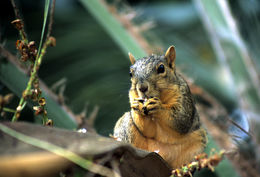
[113,46,207,169]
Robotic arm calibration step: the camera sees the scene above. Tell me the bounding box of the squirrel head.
[129,46,177,99]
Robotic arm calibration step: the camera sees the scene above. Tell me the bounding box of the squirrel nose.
[139,84,148,93]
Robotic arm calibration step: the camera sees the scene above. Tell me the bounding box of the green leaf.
[193,0,260,113]
[0,123,119,177]
[80,0,147,58]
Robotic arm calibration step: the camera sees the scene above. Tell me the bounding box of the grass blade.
[37,0,50,59]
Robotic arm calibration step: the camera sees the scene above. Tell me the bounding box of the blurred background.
[0,0,260,176]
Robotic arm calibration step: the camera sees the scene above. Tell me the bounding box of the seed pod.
[49,36,56,47]
[11,19,23,30]
[38,97,46,106]
[33,106,43,115]
[3,94,14,104]
[45,119,53,126]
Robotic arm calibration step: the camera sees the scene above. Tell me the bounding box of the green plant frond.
[80,0,147,58]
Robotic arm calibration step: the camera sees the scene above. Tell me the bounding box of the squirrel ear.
[128,52,136,65]
[165,46,176,68]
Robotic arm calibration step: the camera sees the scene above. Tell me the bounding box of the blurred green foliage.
[0,0,238,133]
[1,0,260,176]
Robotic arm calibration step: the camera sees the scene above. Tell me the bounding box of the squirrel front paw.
[131,98,144,113]
[131,97,162,116]
[143,97,162,115]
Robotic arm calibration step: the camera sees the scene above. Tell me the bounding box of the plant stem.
[37,37,52,67]
[3,107,16,113]
[12,99,26,121]
[0,47,77,128]
[12,38,53,122]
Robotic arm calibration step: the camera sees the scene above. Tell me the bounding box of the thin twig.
[10,0,28,43]
[46,0,56,40]
[228,118,252,137]
[172,151,225,177]
[10,0,21,19]
[86,105,99,127]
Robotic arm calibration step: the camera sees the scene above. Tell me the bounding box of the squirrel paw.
[143,97,162,115]
[131,98,144,113]
[131,97,162,115]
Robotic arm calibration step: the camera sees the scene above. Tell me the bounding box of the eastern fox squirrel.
[113,46,207,169]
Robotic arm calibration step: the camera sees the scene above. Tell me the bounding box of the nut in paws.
[143,97,162,115]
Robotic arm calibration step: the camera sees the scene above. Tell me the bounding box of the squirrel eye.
[129,71,133,77]
[157,64,165,74]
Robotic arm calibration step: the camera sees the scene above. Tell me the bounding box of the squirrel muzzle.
[136,81,159,100]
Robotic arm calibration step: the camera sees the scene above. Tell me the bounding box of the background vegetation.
[0,0,260,177]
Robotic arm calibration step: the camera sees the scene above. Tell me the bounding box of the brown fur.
[113,46,207,169]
